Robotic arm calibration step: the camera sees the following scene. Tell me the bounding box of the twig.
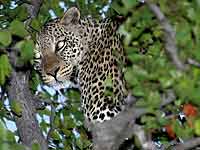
[47,104,56,142]
[187,58,200,68]
[144,0,186,71]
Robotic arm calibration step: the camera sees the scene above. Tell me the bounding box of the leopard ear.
[60,7,80,25]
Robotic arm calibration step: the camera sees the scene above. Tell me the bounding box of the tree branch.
[144,0,187,71]
[47,104,56,142]
[187,58,200,68]
[174,137,200,150]
[86,90,176,150]
[6,0,48,149]
[27,0,43,19]
[7,70,48,149]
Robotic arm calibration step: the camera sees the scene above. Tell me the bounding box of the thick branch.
[7,70,48,150]
[87,90,176,150]
[174,137,200,150]
[6,0,47,149]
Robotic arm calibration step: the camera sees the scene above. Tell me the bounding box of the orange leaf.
[183,104,198,117]
[165,125,176,139]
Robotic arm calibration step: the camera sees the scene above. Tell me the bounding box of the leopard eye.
[56,40,66,51]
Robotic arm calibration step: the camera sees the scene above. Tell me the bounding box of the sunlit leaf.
[32,142,41,150]
[10,101,22,117]
[0,30,12,46]
[195,119,200,136]
[10,20,28,38]
[20,40,34,63]
[0,54,12,85]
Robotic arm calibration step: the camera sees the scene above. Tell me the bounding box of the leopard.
[34,7,128,123]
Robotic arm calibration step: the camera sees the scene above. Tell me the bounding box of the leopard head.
[34,7,85,87]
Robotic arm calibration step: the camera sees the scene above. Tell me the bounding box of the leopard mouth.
[53,80,79,90]
[42,73,78,90]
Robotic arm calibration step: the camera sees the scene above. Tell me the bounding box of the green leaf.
[140,33,153,44]
[10,101,22,117]
[0,143,10,150]
[64,116,75,129]
[173,120,193,139]
[54,116,61,128]
[0,30,12,46]
[124,67,139,87]
[0,120,25,150]
[133,85,145,96]
[76,138,83,149]
[0,120,6,141]
[15,5,28,21]
[0,54,12,85]
[20,40,34,63]
[5,130,16,142]
[62,128,71,137]
[15,40,34,63]
[141,116,158,129]
[158,117,169,126]
[111,2,127,15]
[132,65,149,81]
[51,130,61,141]
[10,20,28,38]
[30,71,41,91]
[104,75,113,87]
[30,19,42,31]
[80,132,91,148]
[147,91,161,108]
[159,77,174,89]
[104,75,114,96]
[127,53,144,63]
[195,119,200,136]
[67,90,81,102]
[71,110,84,122]
[122,0,138,10]
[9,144,26,150]
[32,142,41,150]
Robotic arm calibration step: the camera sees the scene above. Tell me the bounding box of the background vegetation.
[0,0,200,149]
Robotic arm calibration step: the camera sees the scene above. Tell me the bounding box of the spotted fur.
[34,7,127,123]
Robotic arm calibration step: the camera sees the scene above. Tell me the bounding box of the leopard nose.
[46,66,60,77]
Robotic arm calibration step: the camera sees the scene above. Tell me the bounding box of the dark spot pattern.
[34,16,128,123]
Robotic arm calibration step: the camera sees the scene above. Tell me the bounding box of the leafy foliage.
[0,120,26,150]
[0,0,200,149]
[0,31,12,46]
[0,55,12,85]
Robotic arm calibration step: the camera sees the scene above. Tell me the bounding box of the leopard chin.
[45,78,78,90]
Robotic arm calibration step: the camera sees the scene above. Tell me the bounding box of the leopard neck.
[79,18,119,45]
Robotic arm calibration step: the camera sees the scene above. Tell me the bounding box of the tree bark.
[7,70,48,150]
[6,0,47,149]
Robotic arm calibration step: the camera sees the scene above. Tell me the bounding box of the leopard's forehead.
[37,19,82,45]
[38,20,64,39]
[37,20,68,52]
